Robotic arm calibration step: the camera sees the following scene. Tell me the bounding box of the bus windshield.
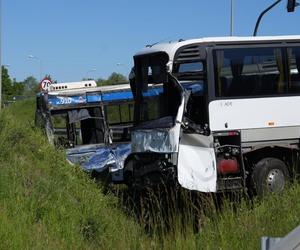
[132,52,182,128]
[132,52,206,128]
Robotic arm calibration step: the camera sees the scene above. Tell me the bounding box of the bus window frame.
[102,100,134,126]
[208,42,300,101]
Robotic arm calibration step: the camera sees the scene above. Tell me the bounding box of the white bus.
[125,35,300,195]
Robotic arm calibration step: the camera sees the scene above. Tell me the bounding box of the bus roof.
[48,83,130,96]
[39,82,133,110]
[134,35,300,61]
[49,80,97,92]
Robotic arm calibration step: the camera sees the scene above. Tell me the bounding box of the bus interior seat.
[227,57,257,96]
[81,108,105,144]
[260,74,280,94]
[220,76,230,95]
[290,54,300,92]
[261,59,284,95]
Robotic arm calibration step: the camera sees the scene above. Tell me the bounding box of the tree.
[107,72,127,85]
[22,76,39,96]
[1,66,13,96]
[12,78,24,96]
[96,72,128,86]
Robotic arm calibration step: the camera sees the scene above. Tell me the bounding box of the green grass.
[0,100,148,249]
[1,99,300,249]
[197,188,300,249]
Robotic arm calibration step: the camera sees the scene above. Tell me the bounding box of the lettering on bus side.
[220,101,233,107]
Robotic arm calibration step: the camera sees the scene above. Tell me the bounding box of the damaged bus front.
[35,81,133,182]
[125,44,218,192]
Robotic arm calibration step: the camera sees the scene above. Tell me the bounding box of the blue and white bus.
[36,80,162,182]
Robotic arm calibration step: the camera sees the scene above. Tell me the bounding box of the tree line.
[1,66,128,101]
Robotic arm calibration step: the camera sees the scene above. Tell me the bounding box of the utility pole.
[230,0,234,36]
[253,0,282,36]
[0,0,2,111]
[253,0,299,36]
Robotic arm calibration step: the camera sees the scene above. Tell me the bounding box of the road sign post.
[40,77,53,92]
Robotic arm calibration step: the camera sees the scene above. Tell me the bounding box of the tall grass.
[117,185,300,250]
[0,100,148,249]
[1,99,300,249]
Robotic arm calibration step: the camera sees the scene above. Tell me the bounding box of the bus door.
[173,56,217,192]
[177,91,217,193]
[178,132,217,192]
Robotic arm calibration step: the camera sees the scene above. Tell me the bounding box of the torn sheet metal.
[131,91,186,154]
[40,112,55,145]
[177,134,217,192]
[131,128,178,153]
[181,81,203,95]
[66,143,131,181]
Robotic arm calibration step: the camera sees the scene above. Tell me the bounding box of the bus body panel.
[178,134,217,192]
[209,96,300,132]
[241,126,300,143]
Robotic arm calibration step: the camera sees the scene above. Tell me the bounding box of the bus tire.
[252,157,289,197]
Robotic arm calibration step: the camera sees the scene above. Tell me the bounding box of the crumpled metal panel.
[43,114,55,145]
[131,89,186,154]
[109,143,132,173]
[66,143,131,178]
[131,128,178,153]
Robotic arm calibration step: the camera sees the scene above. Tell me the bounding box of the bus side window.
[214,47,287,97]
[288,47,300,93]
[106,103,133,142]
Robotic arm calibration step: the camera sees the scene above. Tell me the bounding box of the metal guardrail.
[261,225,300,250]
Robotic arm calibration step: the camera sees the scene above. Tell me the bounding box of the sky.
[1,0,300,82]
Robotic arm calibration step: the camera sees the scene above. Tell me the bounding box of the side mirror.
[287,0,299,12]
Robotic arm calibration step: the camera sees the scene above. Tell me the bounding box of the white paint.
[49,80,97,92]
[176,93,217,192]
[209,96,300,132]
[241,126,300,143]
[173,92,186,151]
[178,143,217,192]
[135,35,300,66]
[48,83,131,96]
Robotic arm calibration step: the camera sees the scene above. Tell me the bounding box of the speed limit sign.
[40,77,53,92]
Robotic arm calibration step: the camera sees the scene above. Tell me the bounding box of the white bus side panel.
[178,134,217,192]
[209,96,300,132]
[241,126,300,143]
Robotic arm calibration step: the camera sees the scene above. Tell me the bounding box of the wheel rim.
[266,169,286,193]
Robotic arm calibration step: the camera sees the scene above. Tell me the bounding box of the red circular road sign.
[40,77,53,91]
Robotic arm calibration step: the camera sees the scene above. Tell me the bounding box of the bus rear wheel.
[252,157,289,197]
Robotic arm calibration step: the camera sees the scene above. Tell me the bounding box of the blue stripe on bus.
[47,83,201,107]
[48,95,87,106]
[101,91,134,101]
[86,94,102,103]
[142,87,163,97]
